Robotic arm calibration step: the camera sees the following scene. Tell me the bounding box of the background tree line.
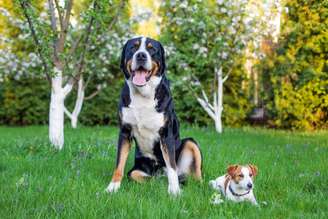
[0,0,327,131]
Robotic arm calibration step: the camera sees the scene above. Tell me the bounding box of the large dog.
[105,36,202,196]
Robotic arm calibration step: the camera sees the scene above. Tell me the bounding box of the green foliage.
[0,76,49,125]
[259,0,328,130]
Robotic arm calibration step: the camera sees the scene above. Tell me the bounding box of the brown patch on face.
[130,170,149,183]
[111,140,131,182]
[134,40,140,47]
[126,59,132,75]
[182,141,202,181]
[147,42,153,49]
[150,61,159,76]
[227,165,243,183]
[248,164,258,177]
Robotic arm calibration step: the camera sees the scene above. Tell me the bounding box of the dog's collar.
[228,185,250,197]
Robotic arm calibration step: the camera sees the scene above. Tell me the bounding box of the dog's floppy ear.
[159,42,166,75]
[120,41,129,78]
[248,164,258,177]
[227,165,238,177]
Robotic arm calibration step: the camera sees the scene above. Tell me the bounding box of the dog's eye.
[238,174,244,178]
[249,174,253,177]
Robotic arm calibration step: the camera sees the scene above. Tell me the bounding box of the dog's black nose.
[136,52,147,62]
[247,183,253,189]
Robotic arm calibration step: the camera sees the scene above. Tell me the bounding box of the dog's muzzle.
[131,52,152,87]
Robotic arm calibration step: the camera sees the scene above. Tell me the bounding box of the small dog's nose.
[136,52,147,62]
[247,183,253,189]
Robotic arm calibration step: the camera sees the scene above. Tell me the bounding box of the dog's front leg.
[249,193,259,206]
[159,128,180,196]
[106,125,132,193]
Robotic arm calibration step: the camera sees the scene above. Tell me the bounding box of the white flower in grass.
[217,0,224,5]
[210,193,224,205]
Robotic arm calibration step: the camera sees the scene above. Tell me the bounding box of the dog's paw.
[168,183,181,196]
[105,181,121,193]
[209,180,217,189]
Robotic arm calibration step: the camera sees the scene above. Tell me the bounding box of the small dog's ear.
[248,164,258,177]
[227,165,238,177]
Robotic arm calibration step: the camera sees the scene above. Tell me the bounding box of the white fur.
[131,37,152,71]
[105,181,121,193]
[122,77,163,160]
[167,167,180,196]
[177,150,193,176]
[209,167,258,205]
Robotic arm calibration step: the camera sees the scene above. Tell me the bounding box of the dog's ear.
[227,165,238,177]
[120,41,129,78]
[159,42,166,75]
[248,164,258,177]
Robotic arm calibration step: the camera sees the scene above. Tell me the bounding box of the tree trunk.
[215,70,224,133]
[71,78,85,128]
[49,76,65,150]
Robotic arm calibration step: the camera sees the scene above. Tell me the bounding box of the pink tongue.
[132,71,147,86]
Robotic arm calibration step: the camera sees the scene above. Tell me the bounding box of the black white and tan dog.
[105,36,202,196]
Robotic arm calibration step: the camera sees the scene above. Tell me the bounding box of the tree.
[160,0,269,133]
[10,0,130,149]
[258,0,328,130]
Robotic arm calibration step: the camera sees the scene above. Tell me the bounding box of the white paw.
[168,183,181,196]
[105,181,121,193]
[209,180,218,189]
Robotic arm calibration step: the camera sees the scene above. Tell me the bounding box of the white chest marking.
[122,77,164,159]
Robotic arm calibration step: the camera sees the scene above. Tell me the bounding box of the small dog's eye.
[147,42,153,49]
[238,174,244,178]
[249,174,253,177]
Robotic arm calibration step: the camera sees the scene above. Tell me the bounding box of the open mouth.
[131,67,152,87]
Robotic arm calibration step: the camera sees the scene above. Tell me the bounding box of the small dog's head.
[227,164,258,191]
[120,36,166,87]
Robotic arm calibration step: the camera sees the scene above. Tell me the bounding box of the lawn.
[0,126,327,218]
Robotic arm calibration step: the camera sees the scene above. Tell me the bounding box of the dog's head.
[120,36,166,87]
[227,164,258,191]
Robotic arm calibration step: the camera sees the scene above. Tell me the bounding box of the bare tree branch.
[19,0,51,84]
[64,106,73,119]
[69,0,126,56]
[47,0,59,61]
[197,98,216,121]
[54,0,64,30]
[84,85,102,100]
[56,0,73,54]
[222,68,232,83]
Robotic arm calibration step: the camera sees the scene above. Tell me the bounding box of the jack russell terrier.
[209,164,258,205]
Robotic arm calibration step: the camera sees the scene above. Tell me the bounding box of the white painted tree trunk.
[65,77,85,128]
[49,75,65,149]
[196,67,228,134]
[48,67,73,149]
[215,71,224,133]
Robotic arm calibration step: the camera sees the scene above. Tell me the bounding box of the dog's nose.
[247,183,253,189]
[136,52,147,63]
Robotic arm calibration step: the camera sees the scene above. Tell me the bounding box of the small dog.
[209,164,258,205]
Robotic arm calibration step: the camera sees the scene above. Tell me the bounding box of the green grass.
[0,126,327,218]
